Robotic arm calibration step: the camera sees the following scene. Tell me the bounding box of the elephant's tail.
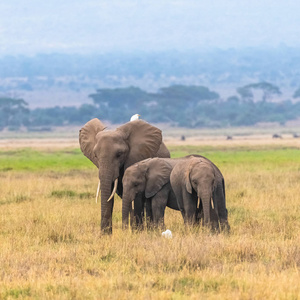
[222,178,226,199]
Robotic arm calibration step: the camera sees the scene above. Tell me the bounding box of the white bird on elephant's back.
[130,114,140,121]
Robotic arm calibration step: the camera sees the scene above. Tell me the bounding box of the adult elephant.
[79,118,170,234]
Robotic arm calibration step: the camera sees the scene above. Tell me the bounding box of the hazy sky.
[1,0,300,55]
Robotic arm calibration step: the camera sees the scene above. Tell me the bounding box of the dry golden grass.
[0,141,300,299]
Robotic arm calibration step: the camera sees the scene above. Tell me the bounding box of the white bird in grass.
[162,229,172,239]
[130,114,140,121]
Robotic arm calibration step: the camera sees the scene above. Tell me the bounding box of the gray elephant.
[170,156,230,231]
[122,158,181,229]
[122,155,229,231]
[79,118,170,234]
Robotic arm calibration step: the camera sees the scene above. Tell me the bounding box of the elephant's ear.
[117,120,162,169]
[185,172,193,194]
[79,118,106,167]
[145,158,173,198]
[185,157,201,194]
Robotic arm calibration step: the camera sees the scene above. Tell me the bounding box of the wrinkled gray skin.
[122,158,182,229]
[79,118,170,234]
[170,156,230,232]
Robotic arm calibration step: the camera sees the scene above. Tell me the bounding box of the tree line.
[1,83,300,130]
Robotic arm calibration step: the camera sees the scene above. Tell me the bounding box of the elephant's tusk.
[107,178,118,202]
[211,198,214,209]
[95,180,100,203]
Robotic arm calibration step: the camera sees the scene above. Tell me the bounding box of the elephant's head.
[122,158,172,228]
[185,157,216,226]
[79,119,164,233]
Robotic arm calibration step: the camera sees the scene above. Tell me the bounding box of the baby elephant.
[122,158,180,229]
[170,156,230,231]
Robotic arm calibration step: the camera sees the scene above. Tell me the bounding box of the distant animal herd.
[179,133,299,142]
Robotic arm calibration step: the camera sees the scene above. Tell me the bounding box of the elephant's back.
[186,154,224,178]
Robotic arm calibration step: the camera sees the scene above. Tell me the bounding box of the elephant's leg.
[101,196,114,235]
[182,189,197,225]
[215,184,230,232]
[151,186,169,229]
[145,197,153,229]
[133,193,144,231]
[210,206,220,232]
[152,199,166,229]
[171,184,185,221]
[129,202,134,229]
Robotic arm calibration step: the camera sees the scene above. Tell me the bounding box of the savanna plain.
[0,130,300,299]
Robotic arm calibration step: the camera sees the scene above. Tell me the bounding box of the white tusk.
[211,198,214,209]
[95,180,100,203]
[107,178,118,202]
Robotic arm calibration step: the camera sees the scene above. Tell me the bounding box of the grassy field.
[0,143,300,299]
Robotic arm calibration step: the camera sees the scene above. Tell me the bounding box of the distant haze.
[1,0,300,55]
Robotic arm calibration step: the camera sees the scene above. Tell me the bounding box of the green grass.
[1,146,299,173]
[169,146,300,172]
[0,148,93,172]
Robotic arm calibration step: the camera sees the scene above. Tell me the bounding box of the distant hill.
[1,48,300,85]
[0,48,300,107]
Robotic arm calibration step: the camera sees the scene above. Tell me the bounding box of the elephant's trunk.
[122,195,132,229]
[199,191,211,227]
[99,167,115,234]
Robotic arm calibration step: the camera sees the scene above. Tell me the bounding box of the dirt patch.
[1,135,300,150]
[0,138,80,150]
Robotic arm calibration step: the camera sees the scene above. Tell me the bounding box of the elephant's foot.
[210,221,220,233]
[220,220,230,233]
[101,218,113,235]
[131,224,144,232]
[101,226,112,235]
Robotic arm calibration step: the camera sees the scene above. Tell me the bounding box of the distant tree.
[158,85,219,106]
[236,86,253,101]
[0,97,29,129]
[88,86,151,123]
[89,86,149,110]
[237,82,281,102]
[153,85,220,124]
[249,82,281,102]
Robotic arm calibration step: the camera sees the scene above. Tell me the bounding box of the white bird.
[162,229,172,239]
[130,114,140,121]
